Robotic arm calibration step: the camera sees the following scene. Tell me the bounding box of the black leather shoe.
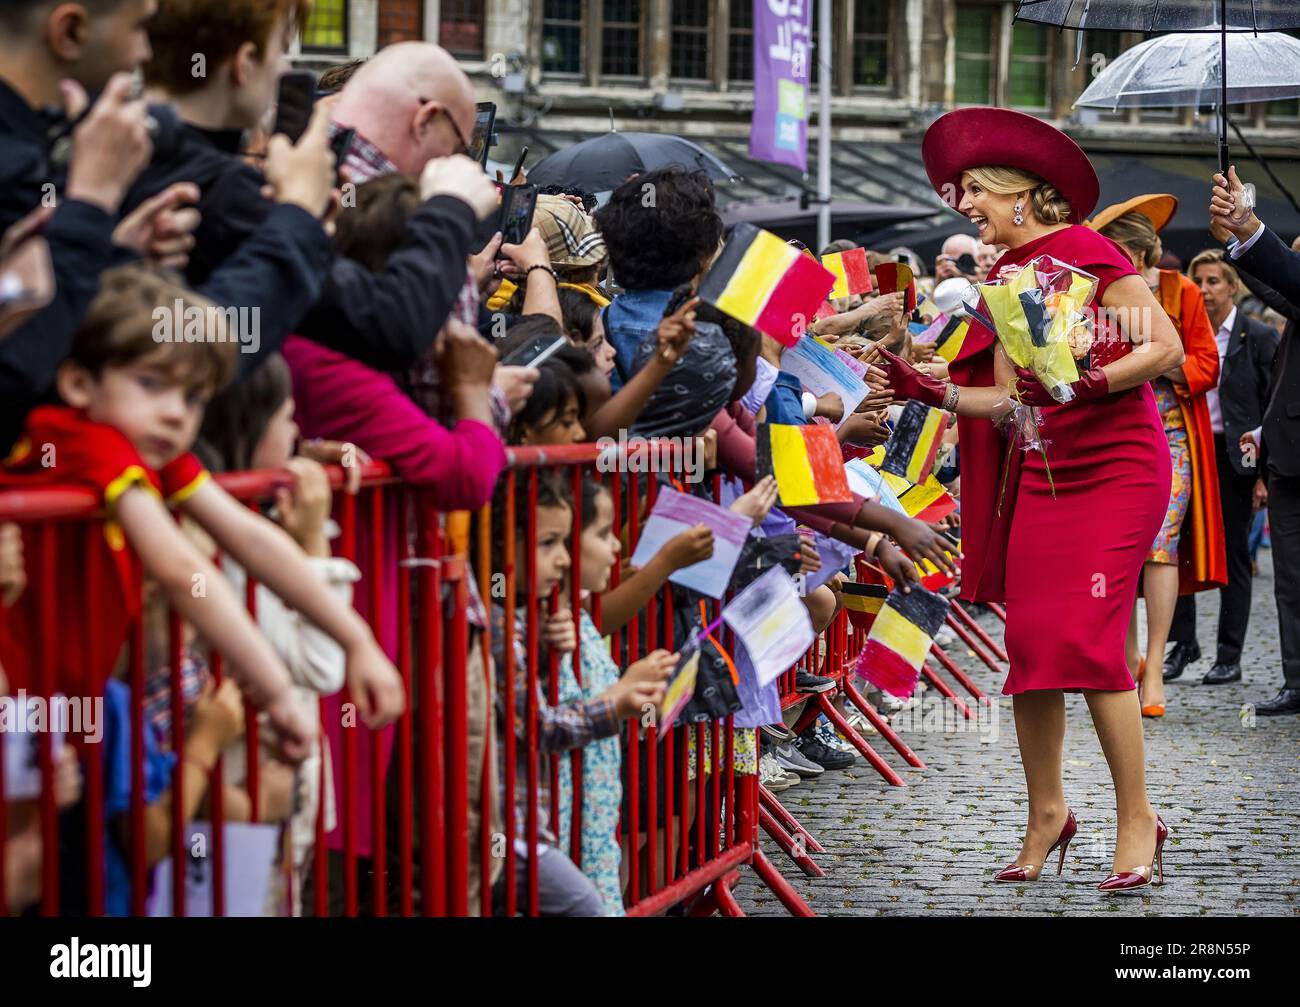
[1255,689,1300,716]
[1202,662,1242,685]
[1162,641,1201,682]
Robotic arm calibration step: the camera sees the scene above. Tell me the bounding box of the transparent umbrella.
[1015,0,1300,169]
[1076,30,1300,109]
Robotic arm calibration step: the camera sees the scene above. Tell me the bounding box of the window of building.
[378,0,421,48]
[1007,21,1049,108]
[302,0,347,52]
[728,0,754,83]
[671,0,711,81]
[541,0,583,74]
[852,0,891,88]
[955,4,995,105]
[440,0,485,58]
[601,0,644,78]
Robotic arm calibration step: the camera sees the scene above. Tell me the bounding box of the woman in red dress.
[884,109,1185,893]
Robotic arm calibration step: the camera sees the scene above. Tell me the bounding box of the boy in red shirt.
[0,264,403,759]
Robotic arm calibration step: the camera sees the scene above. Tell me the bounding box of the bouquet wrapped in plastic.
[975,255,1098,404]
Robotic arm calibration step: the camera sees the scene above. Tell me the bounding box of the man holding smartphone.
[124,9,496,375]
[934,233,979,282]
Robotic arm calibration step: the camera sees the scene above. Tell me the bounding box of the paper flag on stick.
[821,247,873,299]
[881,400,948,484]
[722,566,815,687]
[841,582,888,631]
[629,486,753,599]
[699,222,835,347]
[853,583,951,698]
[913,313,949,346]
[895,475,957,523]
[659,641,702,732]
[757,421,854,506]
[782,336,868,427]
[874,261,917,313]
[932,315,971,363]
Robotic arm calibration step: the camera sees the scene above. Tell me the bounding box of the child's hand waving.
[662,523,714,570]
[611,649,675,719]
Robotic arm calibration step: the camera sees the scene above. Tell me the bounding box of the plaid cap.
[534,194,607,269]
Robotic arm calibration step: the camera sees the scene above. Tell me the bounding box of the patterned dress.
[1148,378,1192,565]
[556,610,627,916]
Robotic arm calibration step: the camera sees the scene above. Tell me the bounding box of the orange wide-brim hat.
[1086,193,1179,234]
[921,107,1100,225]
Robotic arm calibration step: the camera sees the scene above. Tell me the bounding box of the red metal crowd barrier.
[4,441,931,918]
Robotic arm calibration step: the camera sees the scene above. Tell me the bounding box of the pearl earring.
[1013,201,1024,225]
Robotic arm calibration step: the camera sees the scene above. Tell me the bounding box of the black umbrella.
[527,131,740,193]
[1015,1,1300,170]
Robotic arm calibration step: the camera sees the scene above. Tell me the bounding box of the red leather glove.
[878,347,947,409]
[1013,365,1109,406]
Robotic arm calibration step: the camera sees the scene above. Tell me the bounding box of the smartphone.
[497,183,538,251]
[329,127,355,186]
[273,70,318,143]
[509,145,529,183]
[468,101,496,167]
[502,333,567,368]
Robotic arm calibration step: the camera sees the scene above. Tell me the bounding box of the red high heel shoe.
[995,808,1078,882]
[1098,815,1169,893]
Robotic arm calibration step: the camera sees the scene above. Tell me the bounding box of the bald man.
[331,41,478,178]
[935,233,977,281]
[125,22,497,374]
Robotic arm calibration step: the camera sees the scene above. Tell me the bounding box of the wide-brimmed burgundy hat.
[922,107,1099,225]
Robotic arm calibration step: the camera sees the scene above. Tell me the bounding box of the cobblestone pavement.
[736,550,1300,916]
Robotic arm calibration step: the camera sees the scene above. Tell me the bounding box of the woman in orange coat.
[1093,195,1228,717]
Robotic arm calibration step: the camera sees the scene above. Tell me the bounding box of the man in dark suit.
[1203,167,1300,715]
[1164,248,1279,688]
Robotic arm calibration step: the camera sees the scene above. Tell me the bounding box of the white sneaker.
[844,710,877,736]
[760,752,798,792]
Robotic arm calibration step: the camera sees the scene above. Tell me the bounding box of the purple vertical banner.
[750,0,811,171]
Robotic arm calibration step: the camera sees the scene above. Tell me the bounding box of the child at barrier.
[0,265,405,912]
[0,264,402,753]
[490,471,674,915]
[196,353,363,914]
[552,477,629,915]
[284,319,506,915]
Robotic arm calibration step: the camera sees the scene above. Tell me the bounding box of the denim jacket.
[603,288,674,389]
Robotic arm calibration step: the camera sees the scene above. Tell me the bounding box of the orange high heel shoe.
[994,808,1077,882]
[1138,657,1165,718]
[1099,815,1169,893]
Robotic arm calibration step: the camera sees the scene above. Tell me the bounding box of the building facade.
[291,2,1300,250]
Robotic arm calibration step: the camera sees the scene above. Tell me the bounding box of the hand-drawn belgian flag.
[874,261,917,314]
[821,247,873,299]
[757,421,853,507]
[841,582,888,631]
[881,400,948,484]
[932,315,971,363]
[894,474,957,524]
[698,223,835,346]
[853,583,951,698]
